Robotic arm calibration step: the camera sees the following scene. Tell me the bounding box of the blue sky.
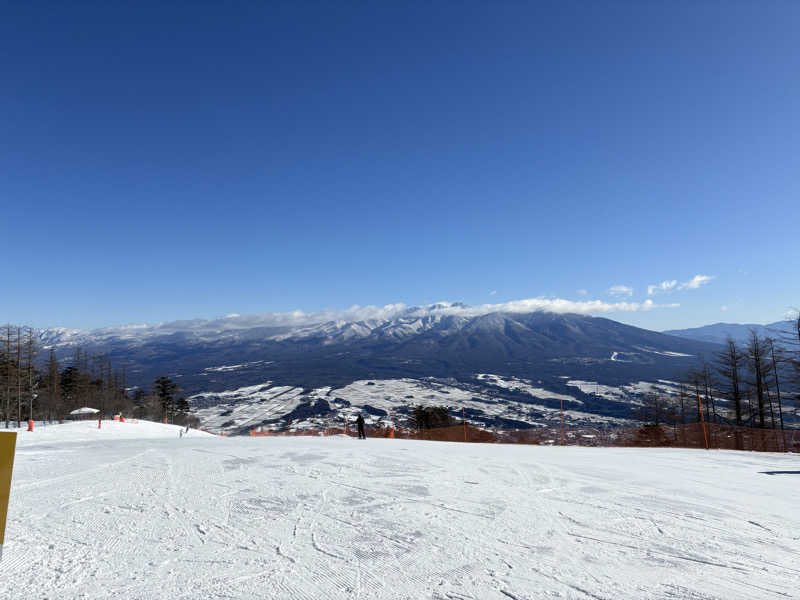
[1,2,798,331]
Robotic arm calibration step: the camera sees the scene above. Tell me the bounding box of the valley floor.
[1,421,799,599]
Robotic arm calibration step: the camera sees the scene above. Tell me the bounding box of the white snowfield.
[192,376,635,435]
[1,422,799,599]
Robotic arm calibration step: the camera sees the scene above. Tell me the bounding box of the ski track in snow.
[1,421,799,599]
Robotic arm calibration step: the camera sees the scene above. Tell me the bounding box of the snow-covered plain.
[192,376,635,435]
[2,421,798,599]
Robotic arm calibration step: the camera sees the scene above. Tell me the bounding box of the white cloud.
[489,290,497,296]
[647,280,677,295]
[678,274,714,290]
[69,296,683,338]
[720,305,728,312]
[577,289,588,296]
[404,298,680,319]
[646,275,714,295]
[607,285,633,298]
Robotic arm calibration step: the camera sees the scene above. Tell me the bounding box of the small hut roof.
[69,407,100,415]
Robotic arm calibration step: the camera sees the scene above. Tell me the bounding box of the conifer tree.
[153,376,179,423]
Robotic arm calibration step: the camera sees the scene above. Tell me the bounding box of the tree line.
[634,315,800,433]
[0,324,195,427]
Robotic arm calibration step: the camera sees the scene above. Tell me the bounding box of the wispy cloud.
[577,289,588,296]
[647,280,677,295]
[721,305,728,312]
[422,297,678,318]
[489,290,497,296]
[287,298,679,324]
[607,285,633,298]
[647,274,714,295]
[68,296,682,337]
[678,274,714,290]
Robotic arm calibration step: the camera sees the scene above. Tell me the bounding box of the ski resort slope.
[1,423,798,599]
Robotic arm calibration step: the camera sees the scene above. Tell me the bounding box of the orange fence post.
[26,420,33,432]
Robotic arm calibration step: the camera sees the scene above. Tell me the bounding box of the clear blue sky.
[1,2,798,331]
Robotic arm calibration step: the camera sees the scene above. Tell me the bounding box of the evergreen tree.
[44,349,60,421]
[60,366,81,411]
[153,377,179,422]
[410,405,452,429]
[175,397,190,424]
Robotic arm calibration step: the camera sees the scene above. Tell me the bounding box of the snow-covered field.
[2,421,798,599]
[192,376,636,435]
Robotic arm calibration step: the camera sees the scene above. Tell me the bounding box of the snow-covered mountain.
[37,302,475,349]
[37,305,725,432]
[39,305,716,387]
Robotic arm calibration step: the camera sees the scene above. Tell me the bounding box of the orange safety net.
[248,422,799,453]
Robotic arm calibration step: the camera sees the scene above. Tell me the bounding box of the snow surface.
[634,346,694,358]
[203,361,273,373]
[2,422,799,599]
[565,379,683,406]
[191,377,625,435]
[476,374,583,405]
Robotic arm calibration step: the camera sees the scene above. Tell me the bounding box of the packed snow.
[1,422,798,599]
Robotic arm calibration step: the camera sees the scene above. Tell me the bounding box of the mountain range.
[39,305,722,392]
[664,320,794,345]
[38,305,733,432]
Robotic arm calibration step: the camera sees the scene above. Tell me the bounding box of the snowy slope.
[10,419,215,444]
[1,425,799,599]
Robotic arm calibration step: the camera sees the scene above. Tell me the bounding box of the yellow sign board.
[0,432,16,561]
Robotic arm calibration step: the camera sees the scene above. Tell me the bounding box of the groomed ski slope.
[1,421,798,599]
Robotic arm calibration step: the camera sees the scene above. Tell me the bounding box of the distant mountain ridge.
[663,321,792,345]
[38,307,719,395]
[36,307,733,431]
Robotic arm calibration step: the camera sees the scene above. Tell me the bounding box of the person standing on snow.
[356,413,366,439]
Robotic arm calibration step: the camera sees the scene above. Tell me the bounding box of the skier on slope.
[356,413,366,440]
